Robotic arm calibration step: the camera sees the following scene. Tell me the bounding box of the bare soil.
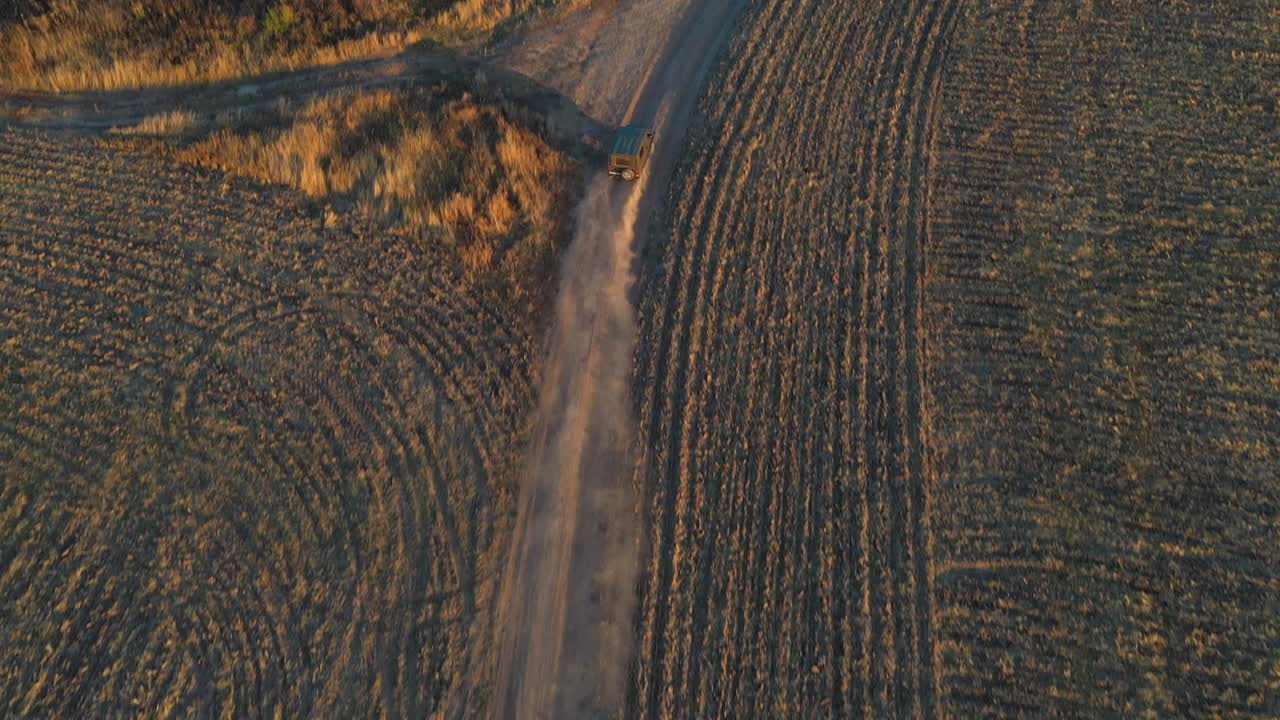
[630,0,1277,718]
[487,0,746,716]
[0,127,531,717]
[491,0,698,126]
[629,0,963,714]
[4,0,1276,717]
[0,1,741,717]
[925,3,1280,715]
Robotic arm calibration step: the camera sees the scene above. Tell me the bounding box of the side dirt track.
[0,128,531,717]
[631,0,962,716]
[0,43,600,141]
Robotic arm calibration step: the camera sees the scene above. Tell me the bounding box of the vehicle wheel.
[622,169,636,181]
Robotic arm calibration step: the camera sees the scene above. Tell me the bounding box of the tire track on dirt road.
[489,0,746,717]
[630,0,964,716]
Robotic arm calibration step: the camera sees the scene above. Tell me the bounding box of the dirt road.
[489,0,744,717]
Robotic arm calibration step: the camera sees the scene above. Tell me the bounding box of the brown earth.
[4,0,1278,717]
[630,0,1277,718]
[630,0,960,714]
[0,0,736,717]
[0,127,533,717]
[490,0,701,126]
[926,2,1279,716]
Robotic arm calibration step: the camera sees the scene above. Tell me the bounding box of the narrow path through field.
[489,0,745,716]
[630,0,964,716]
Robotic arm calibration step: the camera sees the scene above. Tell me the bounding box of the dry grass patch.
[1,0,414,92]
[0,0,580,92]
[153,87,577,310]
[0,127,534,717]
[109,109,199,137]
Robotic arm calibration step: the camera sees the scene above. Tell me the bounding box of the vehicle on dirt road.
[608,125,655,180]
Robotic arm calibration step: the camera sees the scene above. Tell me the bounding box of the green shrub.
[263,4,296,38]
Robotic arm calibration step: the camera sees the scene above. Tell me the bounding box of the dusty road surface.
[489,0,745,717]
[630,0,1279,718]
[492,0,697,127]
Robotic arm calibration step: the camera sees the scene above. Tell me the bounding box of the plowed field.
[631,0,962,715]
[0,128,530,717]
[631,0,1277,718]
[927,2,1279,716]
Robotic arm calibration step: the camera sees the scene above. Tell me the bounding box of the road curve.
[489,0,746,717]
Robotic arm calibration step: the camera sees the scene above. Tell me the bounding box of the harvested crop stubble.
[630,0,962,715]
[632,0,1278,716]
[925,1,1280,716]
[0,128,534,717]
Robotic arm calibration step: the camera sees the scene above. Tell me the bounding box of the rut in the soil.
[629,0,963,716]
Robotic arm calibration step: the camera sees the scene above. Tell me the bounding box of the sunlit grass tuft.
[110,110,199,138]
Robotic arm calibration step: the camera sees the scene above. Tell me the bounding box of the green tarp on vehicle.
[610,125,649,157]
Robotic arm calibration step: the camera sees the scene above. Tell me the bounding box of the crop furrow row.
[630,0,967,715]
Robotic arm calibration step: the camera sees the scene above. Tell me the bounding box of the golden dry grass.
[120,87,577,309]
[428,0,590,43]
[0,0,579,92]
[0,126,533,717]
[1,1,410,92]
[4,25,418,93]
